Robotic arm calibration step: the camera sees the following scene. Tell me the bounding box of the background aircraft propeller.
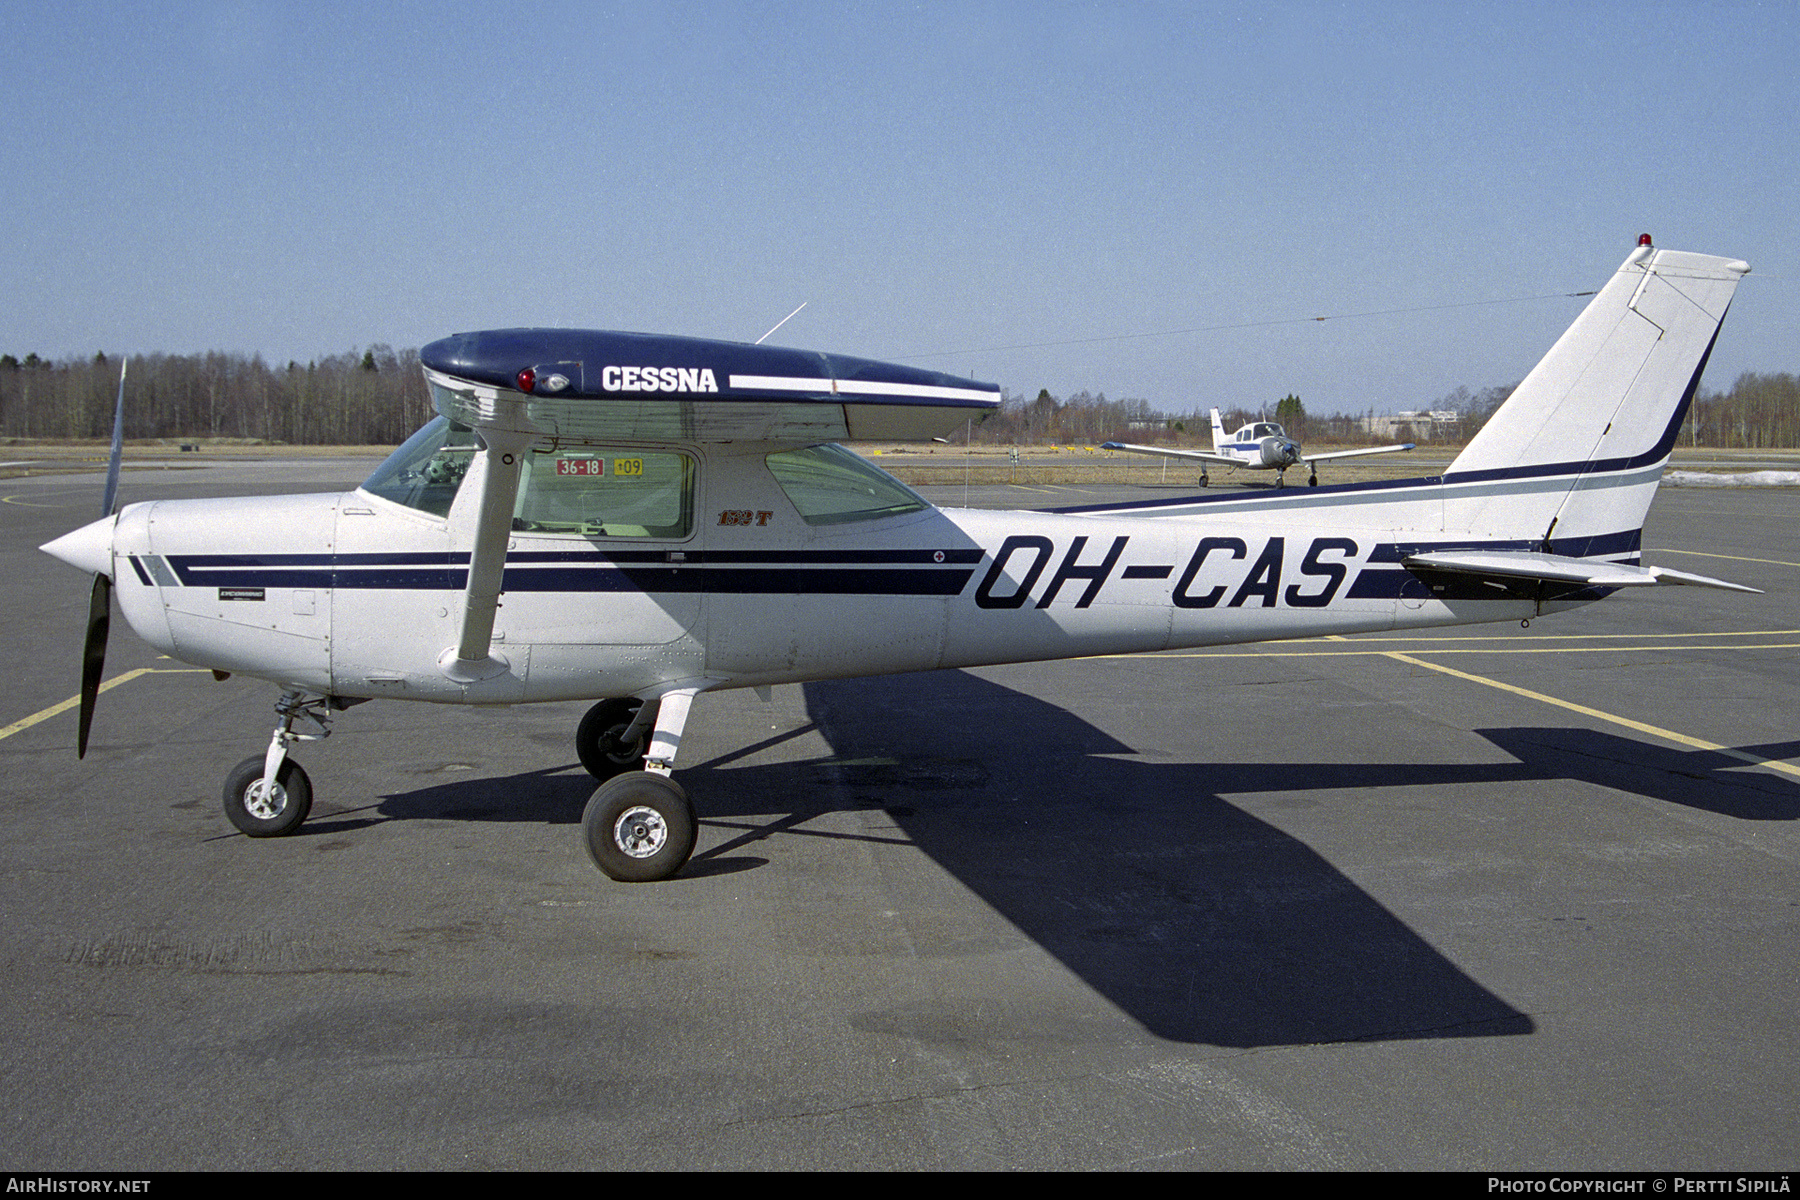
[76,358,126,758]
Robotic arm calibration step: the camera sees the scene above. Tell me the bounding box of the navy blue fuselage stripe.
[174,552,456,567]
[687,549,986,564]
[1365,529,1642,562]
[163,526,1645,600]
[500,567,974,595]
[505,549,986,565]
[171,548,984,568]
[166,555,974,596]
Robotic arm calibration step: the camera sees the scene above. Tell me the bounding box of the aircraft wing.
[1403,550,1761,593]
[1300,443,1415,464]
[1100,442,1242,467]
[419,329,1001,679]
[420,329,1000,443]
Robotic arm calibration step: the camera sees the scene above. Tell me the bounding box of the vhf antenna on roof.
[756,302,808,345]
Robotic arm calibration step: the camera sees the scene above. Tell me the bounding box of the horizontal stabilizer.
[1404,550,1761,593]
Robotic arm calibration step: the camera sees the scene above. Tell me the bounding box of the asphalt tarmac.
[2,457,1795,1170]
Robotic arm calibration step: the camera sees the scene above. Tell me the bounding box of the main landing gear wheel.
[221,755,312,838]
[576,697,654,781]
[582,772,696,882]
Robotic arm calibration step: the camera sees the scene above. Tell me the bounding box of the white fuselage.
[1215,419,1303,470]
[103,438,1574,707]
[82,243,1750,714]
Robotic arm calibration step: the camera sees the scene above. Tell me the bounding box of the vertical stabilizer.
[1443,242,1748,549]
[1210,407,1227,454]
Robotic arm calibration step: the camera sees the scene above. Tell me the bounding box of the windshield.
[766,443,929,525]
[362,418,694,537]
[360,416,478,517]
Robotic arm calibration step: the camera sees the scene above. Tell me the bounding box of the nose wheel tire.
[222,756,312,838]
[582,772,696,882]
[576,697,654,781]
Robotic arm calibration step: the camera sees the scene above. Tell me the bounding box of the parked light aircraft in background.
[41,237,1756,882]
[1104,408,1415,487]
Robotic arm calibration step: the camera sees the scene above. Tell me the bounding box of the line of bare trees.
[971,386,1446,447]
[0,347,432,445]
[2,348,1794,450]
[974,373,1800,450]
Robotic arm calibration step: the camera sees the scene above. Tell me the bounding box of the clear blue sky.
[2,1,1793,416]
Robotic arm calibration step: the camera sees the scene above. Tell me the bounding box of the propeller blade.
[78,572,111,759]
[77,355,127,758]
[100,357,127,518]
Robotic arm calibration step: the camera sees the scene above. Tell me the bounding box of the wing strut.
[441,428,532,682]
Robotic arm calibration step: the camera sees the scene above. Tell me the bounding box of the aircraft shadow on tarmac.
[1475,727,1800,821]
[363,669,1798,1047]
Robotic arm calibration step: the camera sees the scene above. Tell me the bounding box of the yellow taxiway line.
[1382,650,1800,780]
[14,636,1798,781]
[1092,630,1800,780]
[0,668,211,742]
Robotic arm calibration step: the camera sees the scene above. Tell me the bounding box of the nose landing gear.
[221,691,335,838]
[221,755,312,837]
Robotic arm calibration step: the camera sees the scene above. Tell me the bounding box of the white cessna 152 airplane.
[1103,407,1415,487]
[42,237,1756,882]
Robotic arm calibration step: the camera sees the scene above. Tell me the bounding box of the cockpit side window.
[512,447,694,539]
[766,443,929,525]
[360,416,478,517]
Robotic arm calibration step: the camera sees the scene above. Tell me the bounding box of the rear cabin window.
[766,443,929,525]
[512,447,694,539]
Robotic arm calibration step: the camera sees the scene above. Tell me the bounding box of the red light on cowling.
[516,367,536,393]
[1638,233,1654,247]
